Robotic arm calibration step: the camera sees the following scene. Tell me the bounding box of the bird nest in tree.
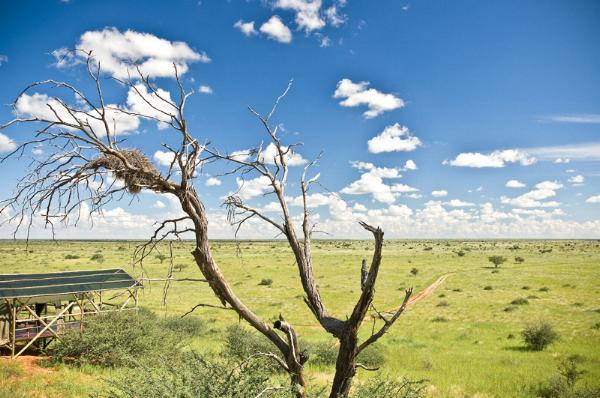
[88,150,160,194]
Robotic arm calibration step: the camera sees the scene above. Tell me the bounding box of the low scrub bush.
[161,315,206,338]
[51,309,181,367]
[102,352,294,398]
[258,278,273,286]
[90,253,104,262]
[356,345,386,368]
[307,341,338,366]
[352,376,427,398]
[64,254,80,259]
[522,321,558,351]
[511,298,529,305]
[224,325,278,360]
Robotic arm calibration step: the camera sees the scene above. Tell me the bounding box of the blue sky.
[0,0,599,239]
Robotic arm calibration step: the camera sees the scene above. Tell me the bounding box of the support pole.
[11,299,16,359]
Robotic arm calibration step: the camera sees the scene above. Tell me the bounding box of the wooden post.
[11,299,16,359]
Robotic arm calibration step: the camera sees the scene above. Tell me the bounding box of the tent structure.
[0,268,142,358]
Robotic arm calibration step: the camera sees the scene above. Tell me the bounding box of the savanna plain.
[0,239,598,398]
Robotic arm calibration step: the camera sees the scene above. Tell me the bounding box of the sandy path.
[406,273,452,306]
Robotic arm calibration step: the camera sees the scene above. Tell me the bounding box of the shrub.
[103,352,294,398]
[155,254,168,264]
[431,316,448,322]
[410,268,418,276]
[515,256,525,264]
[352,376,427,398]
[50,309,181,367]
[224,325,278,361]
[356,345,385,368]
[436,300,449,307]
[488,255,507,268]
[175,263,189,272]
[258,278,273,286]
[522,321,558,351]
[64,254,80,259]
[540,286,550,292]
[483,285,493,290]
[161,315,206,338]
[456,251,466,257]
[90,253,104,263]
[511,298,529,305]
[307,341,338,366]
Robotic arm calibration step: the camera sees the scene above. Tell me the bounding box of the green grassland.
[0,239,599,397]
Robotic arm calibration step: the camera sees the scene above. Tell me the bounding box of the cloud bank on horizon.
[0,0,599,239]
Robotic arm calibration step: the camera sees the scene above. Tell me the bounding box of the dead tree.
[211,81,413,398]
[0,53,413,397]
[0,54,307,397]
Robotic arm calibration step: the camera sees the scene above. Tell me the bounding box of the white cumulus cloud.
[432,190,448,198]
[199,85,213,94]
[0,133,17,153]
[274,0,325,32]
[205,177,222,187]
[446,149,536,168]
[234,20,258,36]
[586,195,600,204]
[506,179,526,188]
[334,79,405,119]
[54,28,209,79]
[260,16,293,43]
[367,123,422,153]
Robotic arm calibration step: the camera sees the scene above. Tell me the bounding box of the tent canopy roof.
[0,269,141,300]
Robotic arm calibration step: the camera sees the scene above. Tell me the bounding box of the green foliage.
[155,254,167,263]
[488,255,507,268]
[224,325,278,360]
[351,376,427,398]
[522,321,558,351]
[50,309,182,367]
[161,315,207,338]
[90,253,104,262]
[308,341,338,366]
[511,298,529,305]
[102,352,295,398]
[356,345,386,368]
[515,256,525,264]
[64,254,80,259]
[536,357,597,398]
[410,267,419,276]
[258,278,273,286]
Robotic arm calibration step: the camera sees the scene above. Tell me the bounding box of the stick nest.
[88,150,160,194]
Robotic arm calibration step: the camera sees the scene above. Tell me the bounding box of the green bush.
[90,253,104,262]
[224,325,278,361]
[488,255,507,268]
[64,254,80,259]
[258,278,273,286]
[103,352,295,398]
[161,315,206,338]
[356,345,386,368]
[522,321,558,351]
[511,298,529,305]
[50,309,181,367]
[352,376,427,398]
[307,341,338,366]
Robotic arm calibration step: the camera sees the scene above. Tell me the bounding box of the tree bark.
[329,331,359,398]
[180,191,307,396]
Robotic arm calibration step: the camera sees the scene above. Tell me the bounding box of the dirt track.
[407,273,452,306]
